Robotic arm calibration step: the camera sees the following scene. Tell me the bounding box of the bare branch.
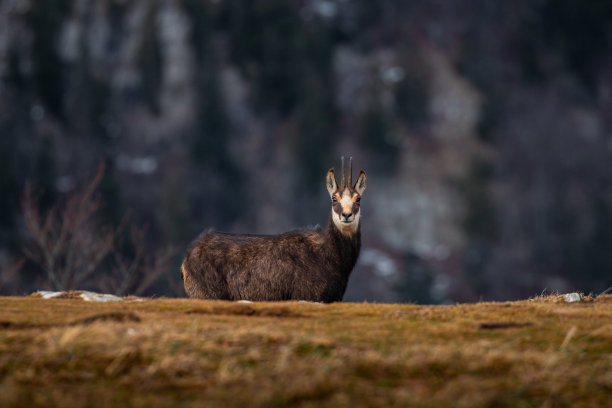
[98,224,176,297]
[21,162,115,291]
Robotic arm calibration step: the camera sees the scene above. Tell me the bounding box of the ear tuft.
[326,169,338,197]
[354,170,367,194]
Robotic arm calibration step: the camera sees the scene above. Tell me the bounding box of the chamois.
[181,157,367,302]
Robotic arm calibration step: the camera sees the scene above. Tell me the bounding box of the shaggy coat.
[182,218,360,302]
[182,159,366,302]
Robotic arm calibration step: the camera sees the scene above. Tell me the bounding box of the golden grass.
[0,294,611,407]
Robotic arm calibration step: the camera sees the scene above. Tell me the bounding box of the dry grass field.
[0,293,611,407]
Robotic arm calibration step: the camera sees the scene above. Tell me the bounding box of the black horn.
[340,156,346,189]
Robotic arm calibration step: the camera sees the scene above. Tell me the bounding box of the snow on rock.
[34,290,141,302]
[36,291,65,299]
[564,293,582,303]
[79,291,124,302]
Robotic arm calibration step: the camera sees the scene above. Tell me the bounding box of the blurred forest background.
[1,0,612,302]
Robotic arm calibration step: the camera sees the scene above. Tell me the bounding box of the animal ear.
[326,169,338,197]
[354,170,367,194]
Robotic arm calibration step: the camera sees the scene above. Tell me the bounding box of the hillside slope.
[1,294,611,407]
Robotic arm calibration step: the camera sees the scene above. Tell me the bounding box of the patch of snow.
[237,300,253,303]
[564,292,581,303]
[37,291,64,299]
[79,291,124,302]
[35,290,147,302]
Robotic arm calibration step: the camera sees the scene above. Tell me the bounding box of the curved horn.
[340,156,346,189]
[348,156,353,187]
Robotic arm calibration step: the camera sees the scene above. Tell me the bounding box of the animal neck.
[328,215,361,239]
[325,214,361,274]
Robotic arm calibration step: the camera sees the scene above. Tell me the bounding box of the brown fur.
[182,162,366,302]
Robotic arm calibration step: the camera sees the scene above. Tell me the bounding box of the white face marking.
[340,190,353,215]
[332,189,360,235]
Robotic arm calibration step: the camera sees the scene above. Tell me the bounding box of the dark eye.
[356,197,361,203]
[332,196,337,203]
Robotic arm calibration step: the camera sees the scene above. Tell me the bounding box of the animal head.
[326,156,367,235]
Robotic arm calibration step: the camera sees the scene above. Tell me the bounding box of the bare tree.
[98,225,176,296]
[21,163,115,291]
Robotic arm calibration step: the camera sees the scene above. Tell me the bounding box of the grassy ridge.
[0,294,611,407]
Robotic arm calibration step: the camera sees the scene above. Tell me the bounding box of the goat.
[181,157,367,302]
